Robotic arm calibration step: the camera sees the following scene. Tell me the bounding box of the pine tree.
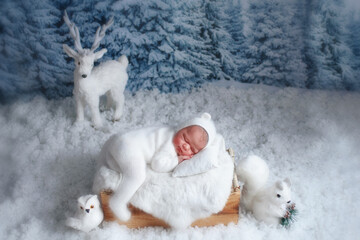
[242,0,306,88]
[223,0,247,81]
[0,0,77,102]
[110,0,230,93]
[285,0,307,88]
[170,0,215,83]
[111,0,177,92]
[305,0,355,90]
[30,0,73,99]
[203,0,238,81]
[0,0,40,102]
[344,9,360,90]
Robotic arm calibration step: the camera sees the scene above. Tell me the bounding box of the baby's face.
[173,125,208,157]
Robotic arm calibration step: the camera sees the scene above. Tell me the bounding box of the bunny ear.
[276,181,284,190]
[284,178,291,187]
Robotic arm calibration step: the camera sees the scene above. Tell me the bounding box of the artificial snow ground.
[0,82,359,240]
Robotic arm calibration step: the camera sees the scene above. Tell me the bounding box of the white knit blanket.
[93,149,234,229]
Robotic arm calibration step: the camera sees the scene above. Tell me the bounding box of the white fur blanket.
[93,149,234,229]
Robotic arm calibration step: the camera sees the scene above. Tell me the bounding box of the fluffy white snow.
[0,82,359,240]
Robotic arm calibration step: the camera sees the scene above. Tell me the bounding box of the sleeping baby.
[93,112,218,221]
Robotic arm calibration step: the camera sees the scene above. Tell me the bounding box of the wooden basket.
[100,148,241,228]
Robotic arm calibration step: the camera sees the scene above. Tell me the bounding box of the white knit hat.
[176,112,217,148]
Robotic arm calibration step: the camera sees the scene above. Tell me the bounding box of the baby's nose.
[183,143,190,151]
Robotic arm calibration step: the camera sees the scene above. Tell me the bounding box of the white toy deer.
[63,11,128,128]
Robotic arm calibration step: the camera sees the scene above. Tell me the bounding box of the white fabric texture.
[131,146,233,229]
[93,146,234,229]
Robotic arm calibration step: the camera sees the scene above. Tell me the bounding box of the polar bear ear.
[276,181,284,191]
[201,112,211,120]
[284,178,291,187]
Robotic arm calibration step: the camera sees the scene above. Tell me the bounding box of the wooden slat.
[100,190,241,228]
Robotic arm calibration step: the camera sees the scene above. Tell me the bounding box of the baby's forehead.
[187,125,204,132]
[187,125,208,140]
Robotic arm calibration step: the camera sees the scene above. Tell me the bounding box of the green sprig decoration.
[280,203,298,228]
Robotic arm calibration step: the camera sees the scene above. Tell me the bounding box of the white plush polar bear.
[93,113,221,223]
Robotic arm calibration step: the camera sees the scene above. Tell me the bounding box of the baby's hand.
[178,155,193,163]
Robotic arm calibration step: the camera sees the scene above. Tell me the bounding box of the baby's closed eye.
[191,147,197,154]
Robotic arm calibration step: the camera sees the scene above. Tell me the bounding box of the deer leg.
[75,95,85,123]
[88,97,102,128]
[105,91,113,110]
[112,92,124,121]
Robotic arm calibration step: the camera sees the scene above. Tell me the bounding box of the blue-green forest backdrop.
[1,0,360,103]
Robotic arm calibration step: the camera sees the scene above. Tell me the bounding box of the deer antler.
[63,10,84,53]
[91,16,114,52]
